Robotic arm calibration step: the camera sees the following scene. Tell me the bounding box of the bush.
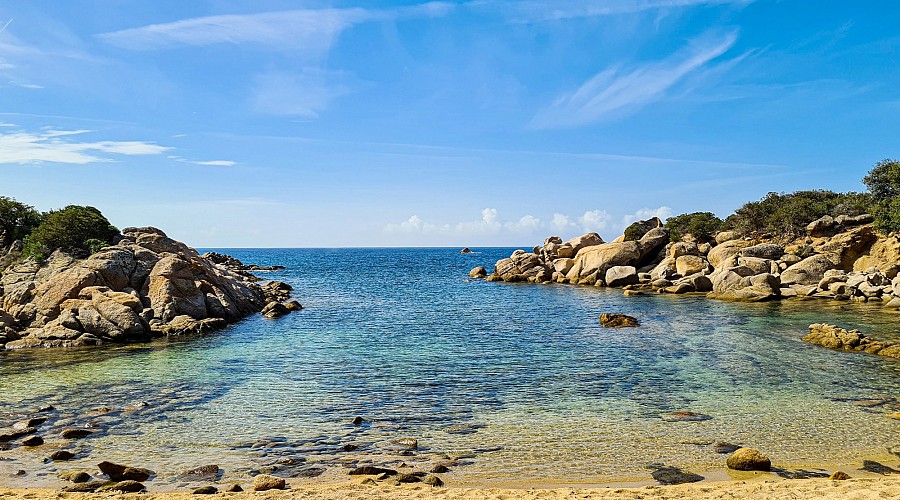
[863,158,900,234]
[0,196,43,247]
[725,190,871,240]
[24,206,119,259]
[664,212,723,242]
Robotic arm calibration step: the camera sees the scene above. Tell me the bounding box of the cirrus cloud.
[0,128,171,165]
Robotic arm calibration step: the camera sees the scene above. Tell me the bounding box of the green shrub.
[664,212,723,242]
[724,190,871,240]
[863,158,900,234]
[623,223,644,241]
[0,196,43,247]
[24,205,119,259]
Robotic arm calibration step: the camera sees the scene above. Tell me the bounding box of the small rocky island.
[0,227,297,350]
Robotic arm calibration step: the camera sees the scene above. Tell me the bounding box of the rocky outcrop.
[473,213,900,309]
[803,324,900,359]
[0,227,294,350]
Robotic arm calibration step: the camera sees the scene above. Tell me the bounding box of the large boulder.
[493,250,549,282]
[853,234,900,278]
[780,253,839,286]
[675,255,708,276]
[565,233,604,256]
[807,216,835,237]
[605,266,638,287]
[740,243,784,260]
[814,224,877,270]
[567,242,641,283]
[707,240,751,269]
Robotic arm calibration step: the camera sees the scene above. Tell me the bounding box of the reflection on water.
[0,248,898,488]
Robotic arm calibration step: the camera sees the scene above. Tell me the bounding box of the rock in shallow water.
[650,466,704,485]
[726,447,771,471]
[58,470,91,483]
[861,460,900,475]
[192,485,218,494]
[660,411,712,422]
[97,480,146,493]
[98,460,154,481]
[599,313,639,328]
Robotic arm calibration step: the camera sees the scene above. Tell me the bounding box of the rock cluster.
[803,324,900,359]
[0,227,295,350]
[476,214,900,307]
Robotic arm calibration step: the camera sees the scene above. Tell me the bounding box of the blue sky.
[0,0,898,247]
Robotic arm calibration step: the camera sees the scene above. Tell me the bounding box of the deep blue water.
[0,248,899,487]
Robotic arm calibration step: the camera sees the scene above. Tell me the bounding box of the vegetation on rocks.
[23,205,119,259]
[0,197,42,248]
[664,212,723,242]
[864,158,900,234]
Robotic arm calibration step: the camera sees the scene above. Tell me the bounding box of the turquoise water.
[0,248,899,488]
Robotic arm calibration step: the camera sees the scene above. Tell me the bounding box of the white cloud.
[252,70,357,118]
[623,206,673,225]
[97,3,454,52]
[169,155,237,167]
[478,0,753,22]
[551,213,576,232]
[0,128,170,165]
[578,209,613,233]
[387,208,543,237]
[532,30,738,128]
[505,214,541,232]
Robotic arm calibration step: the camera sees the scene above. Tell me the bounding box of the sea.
[0,248,898,488]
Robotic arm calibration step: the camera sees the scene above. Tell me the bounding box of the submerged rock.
[804,323,900,359]
[599,313,639,328]
[349,466,397,476]
[861,460,900,475]
[650,465,704,485]
[661,411,712,422]
[726,448,771,471]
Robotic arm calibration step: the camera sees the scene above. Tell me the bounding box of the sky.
[0,0,898,247]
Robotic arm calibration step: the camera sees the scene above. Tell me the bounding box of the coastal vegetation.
[23,205,119,260]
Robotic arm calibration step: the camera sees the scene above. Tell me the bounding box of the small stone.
[98,480,145,493]
[180,464,220,481]
[58,470,92,483]
[36,405,55,413]
[829,471,851,480]
[98,461,155,482]
[430,464,450,473]
[351,416,364,425]
[13,470,26,476]
[253,474,286,491]
[193,486,219,494]
[360,478,377,485]
[395,473,422,483]
[393,437,418,449]
[60,428,93,439]
[49,450,76,461]
[650,466,704,485]
[342,444,359,452]
[726,448,771,471]
[349,466,397,476]
[225,484,243,492]
[423,475,444,487]
[21,435,44,446]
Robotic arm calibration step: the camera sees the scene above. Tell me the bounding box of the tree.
[0,196,43,247]
[725,190,871,240]
[665,212,724,242]
[863,159,900,234]
[24,205,119,259]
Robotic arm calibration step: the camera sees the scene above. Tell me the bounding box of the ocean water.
[1,248,899,488]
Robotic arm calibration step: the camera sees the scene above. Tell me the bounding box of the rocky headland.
[476,214,900,305]
[0,227,298,350]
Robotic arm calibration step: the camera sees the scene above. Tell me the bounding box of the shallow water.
[0,248,899,488]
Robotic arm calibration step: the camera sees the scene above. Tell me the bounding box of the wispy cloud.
[169,155,236,167]
[97,3,454,52]
[0,128,170,165]
[251,69,359,118]
[473,0,753,22]
[532,30,739,128]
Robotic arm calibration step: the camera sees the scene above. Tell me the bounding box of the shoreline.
[2,476,900,499]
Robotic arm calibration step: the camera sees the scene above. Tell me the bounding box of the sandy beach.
[3,477,900,499]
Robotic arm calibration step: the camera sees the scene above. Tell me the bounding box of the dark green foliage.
[0,196,43,247]
[24,205,119,259]
[623,223,644,241]
[664,212,724,242]
[724,190,871,240]
[863,159,900,234]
